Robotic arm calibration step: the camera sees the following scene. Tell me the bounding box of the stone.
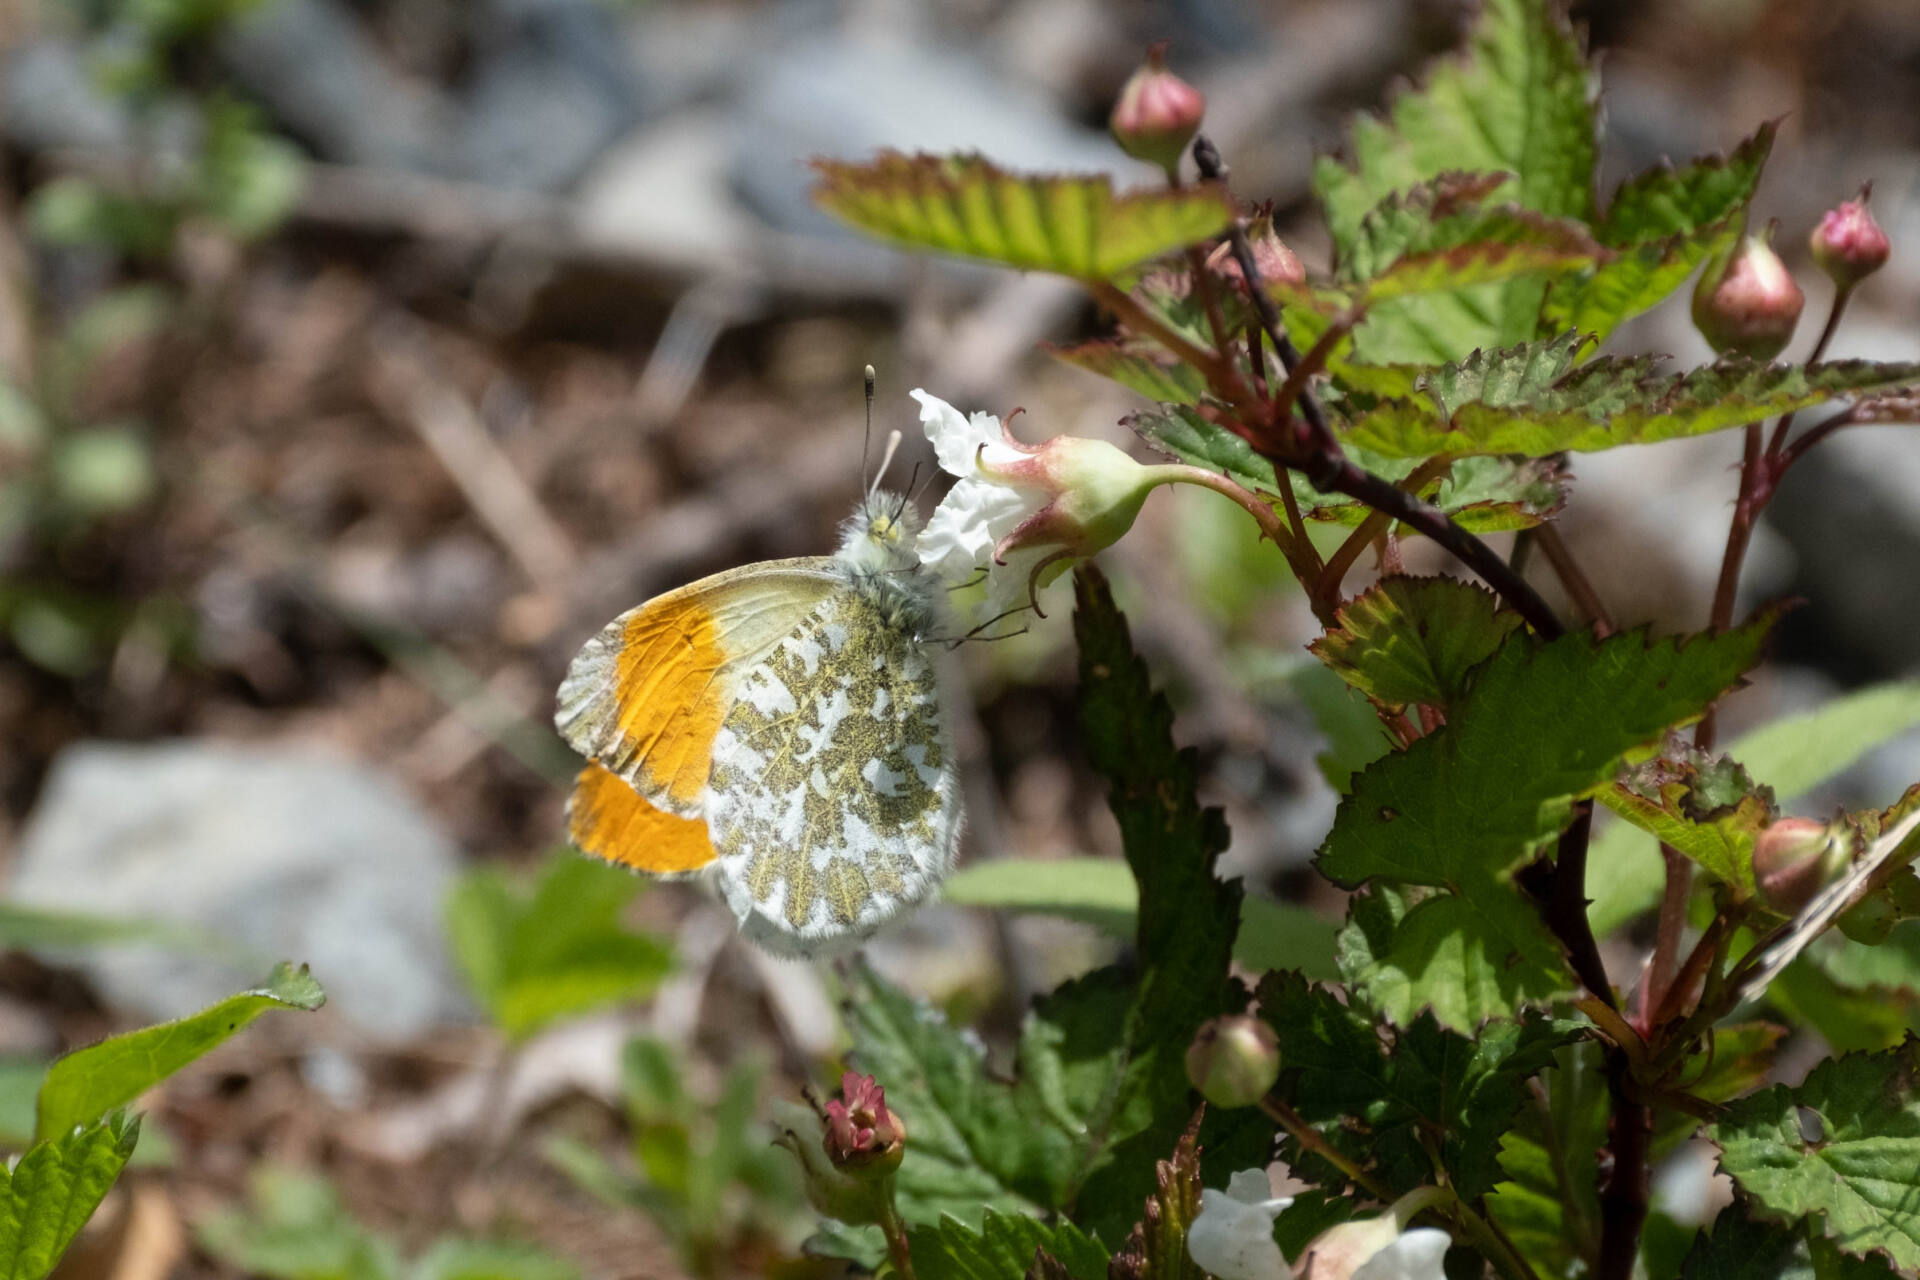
[10,740,471,1040]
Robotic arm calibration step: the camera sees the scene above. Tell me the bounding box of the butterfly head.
[836,490,940,635]
[839,489,924,574]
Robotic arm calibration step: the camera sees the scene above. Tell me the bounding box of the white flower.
[1185,1167,1293,1280]
[1294,1190,1452,1280]
[909,388,1185,623]
[1351,1228,1449,1280]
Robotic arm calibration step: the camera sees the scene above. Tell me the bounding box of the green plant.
[198,1166,579,1280]
[546,1037,807,1278]
[445,852,674,1044]
[760,3,1920,1277]
[0,962,326,1279]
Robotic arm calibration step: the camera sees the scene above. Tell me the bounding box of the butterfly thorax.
[834,490,940,638]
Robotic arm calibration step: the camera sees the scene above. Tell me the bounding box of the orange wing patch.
[554,559,838,818]
[604,596,728,810]
[568,763,716,874]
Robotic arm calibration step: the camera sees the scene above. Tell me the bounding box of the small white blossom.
[910,388,1187,624]
[1294,1190,1452,1280]
[1185,1168,1292,1280]
[1350,1227,1449,1280]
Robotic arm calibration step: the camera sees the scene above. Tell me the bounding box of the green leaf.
[1597,749,1774,899]
[1310,575,1522,712]
[1417,331,1592,417]
[1589,679,1920,936]
[1712,1039,1920,1271]
[1655,1024,1786,1161]
[941,857,1337,980]
[811,153,1233,280]
[1338,173,1528,281]
[907,1211,1108,1280]
[1049,339,1211,406]
[1064,567,1271,1237]
[1769,954,1920,1055]
[1678,1203,1813,1280]
[1599,123,1776,248]
[1315,0,1597,256]
[1540,122,1776,345]
[941,858,1139,937]
[836,962,1081,1227]
[1343,359,1920,459]
[832,570,1261,1248]
[1105,1119,1206,1280]
[196,1166,401,1280]
[1543,226,1740,345]
[1129,403,1565,533]
[1336,885,1569,1031]
[0,1114,140,1280]
[1487,1040,1607,1276]
[445,854,672,1042]
[1258,969,1581,1199]
[1319,617,1774,1025]
[1737,682,1920,801]
[35,963,324,1143]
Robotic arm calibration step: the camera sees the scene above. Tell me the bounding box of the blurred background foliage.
[3,0,1920,1274]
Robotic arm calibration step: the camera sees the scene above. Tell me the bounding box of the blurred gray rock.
[10,741,470,1040]
[0,41,130,152]
[220,0,448,171]
[730,29,1156,238]
[457,0,646,191]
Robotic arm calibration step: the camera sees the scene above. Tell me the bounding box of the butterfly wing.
[702,586,962,956]
[555,558,841,822]
[565,761,716,875]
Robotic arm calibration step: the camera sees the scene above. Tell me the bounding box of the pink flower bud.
[1186,1015,1281,1109]
[1204,209,1306,286]
[823,1072,905,1173]
[1810,183,1891,290]
[1691,221,1805,360]
[1752,817,1848,916]
[1110,41,1206,176]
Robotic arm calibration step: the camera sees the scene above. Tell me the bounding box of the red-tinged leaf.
[811,152,1233,280]
[1049,338,1210,406]
[1342,358,1920,458]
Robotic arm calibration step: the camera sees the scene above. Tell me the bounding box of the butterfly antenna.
[910,459,940,506]
[859,364,877,501]
[896,461,923,519]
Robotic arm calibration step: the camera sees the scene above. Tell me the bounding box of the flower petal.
[1353,1227,1451,1280]
[1186,1186,1290,1280]
[919,475,1034,584]
[1185,1169,1292,1280]
[910,388,1002,477]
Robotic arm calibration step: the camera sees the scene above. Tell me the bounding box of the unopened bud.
[1838,891,1896,946]
[771,1100,889,1225]
[1810,184,1890,291]
[1110,41,1206,176]
[823,1072,905,1175]
[1186,1015,1280,1109]
[1204,210,1305,287]
[1753,817,1849,916]
[1692,220,1804,360]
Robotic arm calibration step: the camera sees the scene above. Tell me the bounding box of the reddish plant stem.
[1776,404,1860,473]
[1768,283,1853,458]
[1532,522,1614,636]
[1194,133,1654,1280]
[1314,457,1453,602]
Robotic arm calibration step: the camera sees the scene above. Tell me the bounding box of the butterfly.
[554,484,962,958]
